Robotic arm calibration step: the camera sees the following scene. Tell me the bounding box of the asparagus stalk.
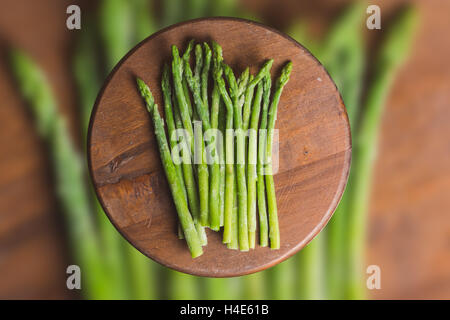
[182,40,195,119]
[346,6,418,299]
[200,42,222,231]
[247,81,264,249]
[266,61,292,249]
[137,78,203,258]
[227,167,239,250]
[9,49,108,299]
[172,46,195,153]
[185,46,210,227]
[237,68,250,100]
[162,64,188,240]
[222,63,249,251]
[162,65,188,203]
[257,74,271,247]
[218,101,226,227]
[211,42,225,227]
[213,42,236,245]
[201,43,212,109]
[172,91,208,245]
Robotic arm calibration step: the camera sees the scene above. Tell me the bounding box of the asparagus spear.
[211,42,225,227]
[227,167,239,250]
[266,61,292,249]
[9,49,108,299]
[172,91,208,245]
[222,63,249,251]
[218,101,226,227]
[257,74,271,247]
[182,40,195,119]
[172,46,195,153]
[237,68,250,101]
[185,46,210,227]
[199,42,221,230]
[162,65,188,203]
[247,81,264,249]
[162,64,188,242]
[346,6,418,299]
[212,42,235,244]
[201,43,212,109]
[137,78,203,258]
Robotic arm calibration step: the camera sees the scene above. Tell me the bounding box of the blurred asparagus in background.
[9,49,109,299]
[290,3,418,300]
[345,6,419,299]
[73,19,130,299]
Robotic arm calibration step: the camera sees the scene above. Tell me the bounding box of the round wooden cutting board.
[88,18,351,277]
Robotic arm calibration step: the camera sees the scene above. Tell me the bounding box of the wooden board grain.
[88,18,351,277]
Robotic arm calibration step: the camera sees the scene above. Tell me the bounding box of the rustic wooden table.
[0,0,449,298]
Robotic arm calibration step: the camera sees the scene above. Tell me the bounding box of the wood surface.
[88,18,351,277]
[1,0,450,298]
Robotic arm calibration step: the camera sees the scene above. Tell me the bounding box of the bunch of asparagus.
[137,41,292,257]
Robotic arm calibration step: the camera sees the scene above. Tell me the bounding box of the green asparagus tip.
[203,42,211,53]
[212,41,223,60]
[279,61,293,86]
[172,45,180,58]
[183,40,195,59]
[212,42,224,77]
[242,67,250,78]
[239,67,250,84]
[250,59,274,86]
[136,77,155,111]
[263,59,274,74]
[195,43,202,55]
